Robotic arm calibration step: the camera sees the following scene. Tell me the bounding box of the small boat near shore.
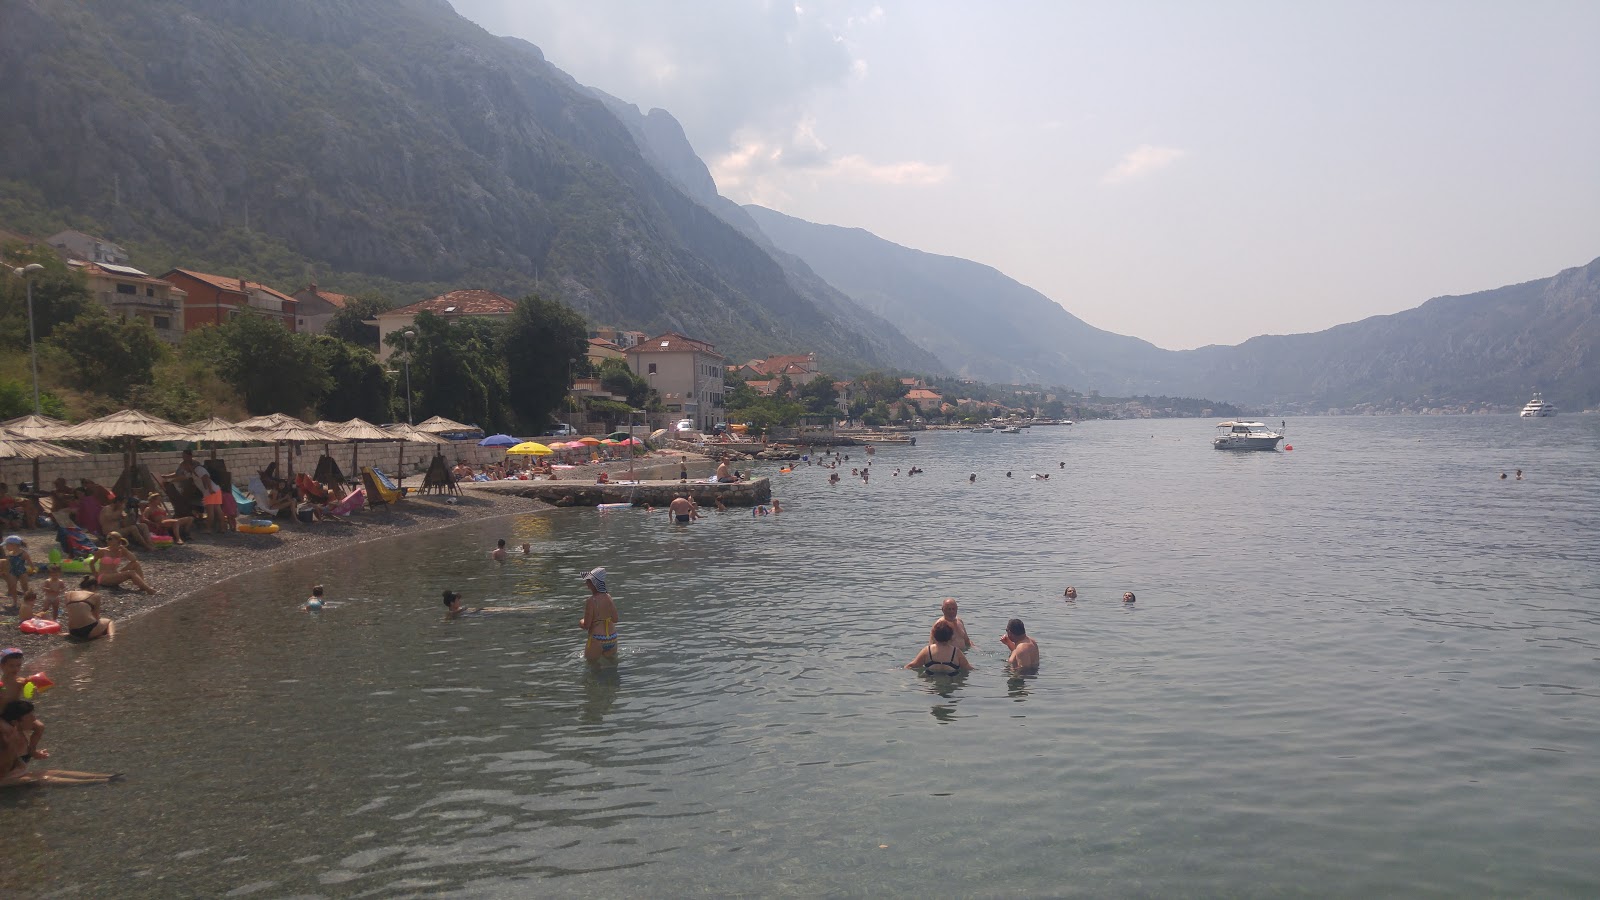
[1213,421,1284,451]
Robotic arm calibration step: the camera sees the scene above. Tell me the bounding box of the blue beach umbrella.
[478,434,518,447]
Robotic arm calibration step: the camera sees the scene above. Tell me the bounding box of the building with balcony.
[68,260,187,343]
[160,269,298,332]
[625,332,726,431]
[49,230,129,266]
[370,290,517,362]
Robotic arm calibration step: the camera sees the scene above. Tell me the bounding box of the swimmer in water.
[932,598,972,650]
[305,585,325,612]
[669,494,698,524]
[1516,469,1523,480]
[1122,591,1136,604]
[1000,618,1039,671]
[492,539,507,563]
[520,543,532,555]
[771,498,781,515]
[969,473,976,484]
[443,590,482,619]
[1063,586,1077,601]
[579,567,619,664]
[906,620,972,675]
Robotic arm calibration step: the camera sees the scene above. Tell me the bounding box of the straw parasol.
[415,415,474,434]
[315,418,399,475]
[248,419,342,481]
[236,412,309,431]
[52,409,195,496]
[187,417,268,446]
[383,423,449,486]
[2,415,77,491]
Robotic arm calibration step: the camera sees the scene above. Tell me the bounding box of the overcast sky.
[452,0,1600,349]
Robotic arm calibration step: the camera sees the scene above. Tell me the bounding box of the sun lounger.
[361,466,406,507]
[232,484,257,516]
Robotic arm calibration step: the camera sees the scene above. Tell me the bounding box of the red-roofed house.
[161,268,299,332]
[730,351,821,386]
[626,333,726,431]
[291,281,354,334]
[69,260,187,344]
[371,290,517,361]
[905,388,944,410]
[585,337,626,368]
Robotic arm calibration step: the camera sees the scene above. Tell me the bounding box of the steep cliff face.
[0,0,918,366]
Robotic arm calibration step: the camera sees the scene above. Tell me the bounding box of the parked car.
[550,423,577,437]
[674,419,695,432]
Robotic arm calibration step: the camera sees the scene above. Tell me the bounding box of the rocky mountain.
[744,205,1183,392]
[0,0,933,370]
[1178,257,1600,410]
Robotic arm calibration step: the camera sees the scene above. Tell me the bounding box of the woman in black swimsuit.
[62,580,113,640]
[906,621,972,675]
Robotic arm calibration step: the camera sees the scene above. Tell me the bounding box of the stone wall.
[1,441,510,491]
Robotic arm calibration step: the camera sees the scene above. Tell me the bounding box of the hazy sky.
[452,1,1600,349]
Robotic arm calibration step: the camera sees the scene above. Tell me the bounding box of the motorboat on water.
[969,426,994,433]
[1520,393,1556,417]
[998,425,1022,434]
[1212,421,1283,451]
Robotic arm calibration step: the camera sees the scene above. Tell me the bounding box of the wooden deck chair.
[313,454,345,488]
[361,466,405,507]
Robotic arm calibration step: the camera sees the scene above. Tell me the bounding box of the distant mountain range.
[1,0,1593,410]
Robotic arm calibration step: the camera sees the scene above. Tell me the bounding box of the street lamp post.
[403,329,416,425]
[12,263,45,415]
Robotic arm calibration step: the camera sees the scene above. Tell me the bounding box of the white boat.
[1212,421,1283,451]
[969,426,994,433]
[1519,393,1556,417]
[998,425,1022,434]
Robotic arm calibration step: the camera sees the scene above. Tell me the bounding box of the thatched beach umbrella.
[415,415,473,434]
[186,417,269,460]
[2,414,74,492]
[249,419,342,481]
[315,418,398,476]
[54,410,194,486]
[382,423,448,486]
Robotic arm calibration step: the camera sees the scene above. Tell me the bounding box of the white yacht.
[1212,421,1284,451]
[1519,393,1556,417]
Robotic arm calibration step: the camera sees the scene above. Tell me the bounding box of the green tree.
[314,336,393,422]
[0,379,66,419]
[213,314,332,415]
[326,295,394,349]
[500,295,589,430]
[48,310,166,399]
[0,247,95,346]
[394,311,509,430]
[797,375,839,414]
[595,357,649,407]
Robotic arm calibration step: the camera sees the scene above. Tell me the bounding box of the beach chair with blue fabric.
[361,466,407,507]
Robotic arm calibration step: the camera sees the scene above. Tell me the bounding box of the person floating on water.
[933,598,972,650]
[305,585,325,612]
[969,473,977,484]
[1000,618,1039,671]
[1516,469,1523,480]
[907,620,972,675]
[492,540,508,563]
[443,590,482,619]
[1122,591,1137,604]
[1063,586,1077,601]
[579,567,619,664]
[520,543,532,555]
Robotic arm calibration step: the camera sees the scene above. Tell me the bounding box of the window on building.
[146,286,155,297]
[647,362,657,375]
[116,283,136,295]
[153,316,171,330]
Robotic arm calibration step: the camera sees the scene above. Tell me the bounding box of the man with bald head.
[931,598,972,650]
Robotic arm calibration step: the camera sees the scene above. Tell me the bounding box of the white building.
[625,332,726,431]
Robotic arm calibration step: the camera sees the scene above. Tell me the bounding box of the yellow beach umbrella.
[506,441,554,456]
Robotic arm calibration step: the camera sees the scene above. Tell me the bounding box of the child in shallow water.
[305,585,325,612]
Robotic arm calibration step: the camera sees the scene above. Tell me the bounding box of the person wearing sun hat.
[579,567,620,664]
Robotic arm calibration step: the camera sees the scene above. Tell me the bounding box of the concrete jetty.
[466,476,772,508]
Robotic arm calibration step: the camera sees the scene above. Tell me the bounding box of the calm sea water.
[5,416,1600,897]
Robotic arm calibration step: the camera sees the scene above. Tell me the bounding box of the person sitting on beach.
[595,471,609,484]
[932,598,972,650]
[140,492,193,544]
[1,703,119,788]
[715,459,732,482]
[906,620,972,675]
[101,497,154,551]
[1000,619,1039,671]
[73,485,108,539]
[60,582,112,637]
[2,535,31,602]
[668,495,699,524]
[578,568,619,664]
[0,651,47,763]
[263,485,296,520]
[90,533,157,595]
[0,484,21,530]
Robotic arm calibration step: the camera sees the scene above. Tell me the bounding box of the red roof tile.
[388,290,516,317]
[168,268,296,304]
[628,332,724,359]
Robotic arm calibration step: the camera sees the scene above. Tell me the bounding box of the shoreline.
[4,490,553,661]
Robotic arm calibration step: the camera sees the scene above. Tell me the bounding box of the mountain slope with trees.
[0,0,922,369]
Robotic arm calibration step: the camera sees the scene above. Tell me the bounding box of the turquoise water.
[5,416,1600,896]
